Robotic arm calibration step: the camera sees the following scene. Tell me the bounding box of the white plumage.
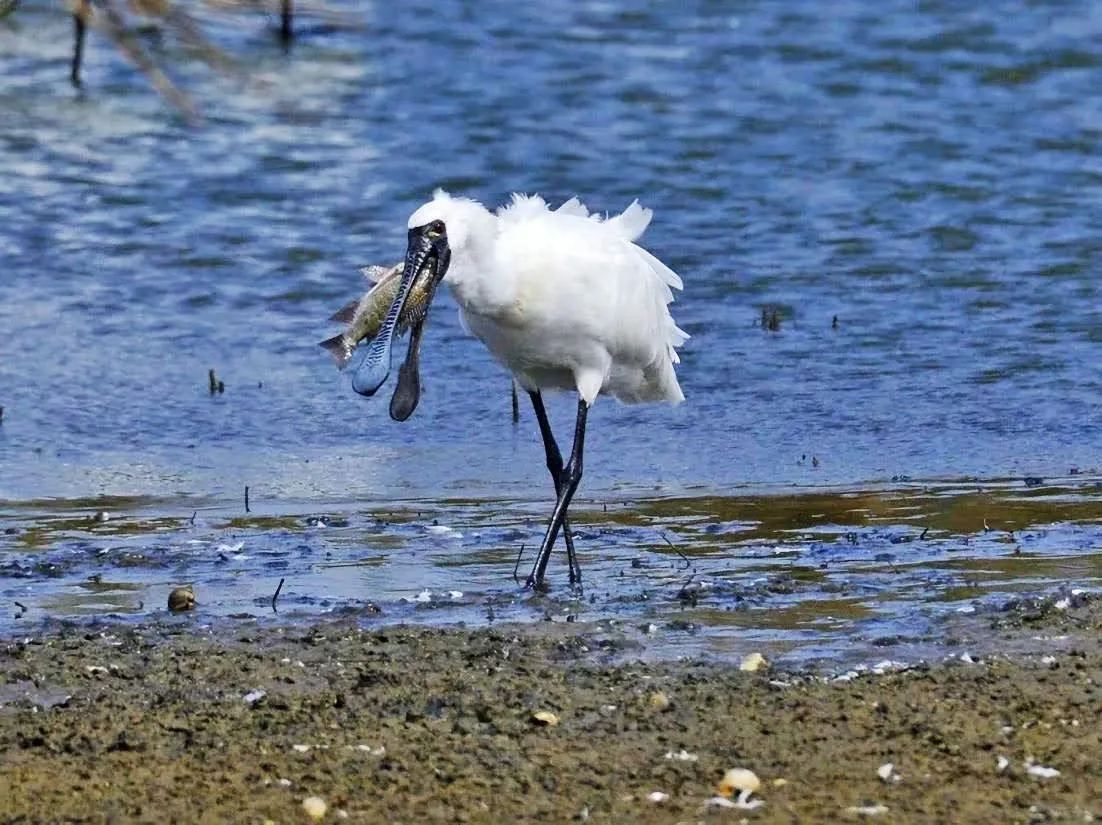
[407,189,688,407]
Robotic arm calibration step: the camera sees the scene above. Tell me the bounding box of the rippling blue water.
[1,1,1100,654]
[3,0,1101,503]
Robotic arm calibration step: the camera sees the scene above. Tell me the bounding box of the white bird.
[352,190,689,589]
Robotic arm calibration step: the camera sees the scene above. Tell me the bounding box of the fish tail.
[318,334,355,369]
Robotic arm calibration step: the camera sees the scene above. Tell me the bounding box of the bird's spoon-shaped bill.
[352,227,445,397]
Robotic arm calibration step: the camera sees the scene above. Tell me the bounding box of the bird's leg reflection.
[527,390,581,585]
[527,398,588,590]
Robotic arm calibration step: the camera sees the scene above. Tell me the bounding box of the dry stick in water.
[511,381,519,424]
[244,485,250,513]
[272,577,285,610]
[208,368,224,394]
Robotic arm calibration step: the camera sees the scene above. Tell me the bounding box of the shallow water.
[1,1,1100,660]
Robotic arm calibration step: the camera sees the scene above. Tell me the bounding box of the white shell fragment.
[647,791,669,803]
[292,744,312,753]
[664,749,699,762]
[740,652,769,672]
[734,791,765,810]
[707,796,738,809]
[347,744,386,757]
[243,689,267,705]
[847,804,889,816]
[1026,762,1060,779]
[302,796,327,820]
[877,763,900,783]
[996,756,1010,773]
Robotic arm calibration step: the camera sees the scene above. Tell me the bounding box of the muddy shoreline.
[1,599,1099,824]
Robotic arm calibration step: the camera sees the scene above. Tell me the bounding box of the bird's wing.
[497,198,688,365]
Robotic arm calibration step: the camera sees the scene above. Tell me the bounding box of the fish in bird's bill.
[319,262,430,369]
[322,220,451,420]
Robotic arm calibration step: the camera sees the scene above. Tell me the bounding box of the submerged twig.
[271,577,284,610]
[512,543,526,583]
[510,380,519,425]
[661,533,691,569]
[244,485,250,513]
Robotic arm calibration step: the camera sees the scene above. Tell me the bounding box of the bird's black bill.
[389,316,426,421]
[351,224,449,398]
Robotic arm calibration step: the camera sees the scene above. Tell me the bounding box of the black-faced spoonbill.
[354,190,688,590]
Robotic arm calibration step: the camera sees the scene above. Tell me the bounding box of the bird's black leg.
[527,397,588,590]
[527,391,580,584]
[71,1,88,89]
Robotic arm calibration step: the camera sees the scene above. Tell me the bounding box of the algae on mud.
[0,598,1099,824]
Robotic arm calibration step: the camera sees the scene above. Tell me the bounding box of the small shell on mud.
[648,691,670,711]
[531,710,559,727]
[717,768,761,797]
[740,652,769,672]
[877,763,900,783]
[996,756,1011,773]
[646,791,669,803]
[167,586,195,612]
[302,796,327,820]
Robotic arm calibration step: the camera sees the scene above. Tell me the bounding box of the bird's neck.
[444,214,509,314]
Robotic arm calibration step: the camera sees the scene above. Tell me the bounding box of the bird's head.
[406,189,489,257]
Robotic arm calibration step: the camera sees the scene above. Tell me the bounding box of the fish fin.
[329,299,359,324]
[318,334,354,369]
[360,262,403,283]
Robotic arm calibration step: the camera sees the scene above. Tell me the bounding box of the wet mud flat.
[1,598,1099,824]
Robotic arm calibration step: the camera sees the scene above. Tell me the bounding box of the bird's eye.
[426,220,446,238]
